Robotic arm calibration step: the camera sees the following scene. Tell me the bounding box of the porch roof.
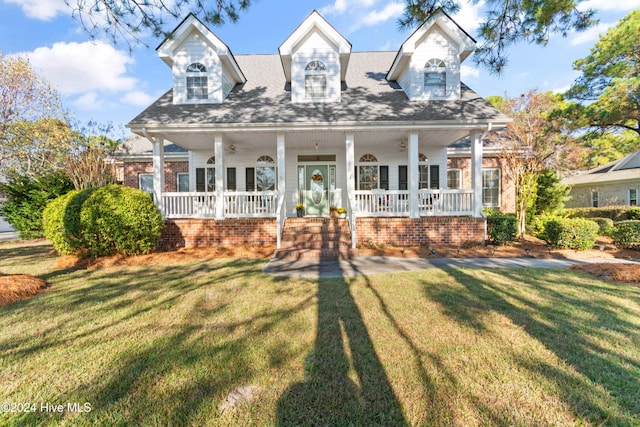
[127,51,509,131]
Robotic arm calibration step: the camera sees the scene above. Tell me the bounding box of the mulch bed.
[0,274,50,306]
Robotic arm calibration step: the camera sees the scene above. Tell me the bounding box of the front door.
[305,165,328,215]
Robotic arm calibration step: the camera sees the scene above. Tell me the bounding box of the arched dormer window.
[424,58,446,97]
[186,62,208,100]
[305,61,327,99]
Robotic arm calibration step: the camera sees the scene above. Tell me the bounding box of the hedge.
[544,218,598,250]
[611,220,640,249]
[487,214,517,245]
[590,217,615,236]
[43,184,163,258]
[565,207,640,222]
[530,213,564,240]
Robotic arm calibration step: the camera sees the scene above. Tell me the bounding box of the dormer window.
[305,61,327,99]
[424,58,446,97]
[186,62,208,100]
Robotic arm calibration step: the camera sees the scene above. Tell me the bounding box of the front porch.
[144,127,490,249]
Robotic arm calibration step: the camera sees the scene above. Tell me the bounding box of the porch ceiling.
[152,128,472,152]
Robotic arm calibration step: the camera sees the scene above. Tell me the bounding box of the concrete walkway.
[263,255,640,279]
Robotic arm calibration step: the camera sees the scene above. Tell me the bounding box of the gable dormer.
[279,10,352,103]
[157,14,246,105]
[387,9,475,101]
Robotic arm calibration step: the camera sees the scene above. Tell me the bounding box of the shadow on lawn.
[425,268,640,424]
[276,265,408,426]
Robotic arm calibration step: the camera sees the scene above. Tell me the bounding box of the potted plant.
[329,206,338,217]
[295,203,305,217]
[337,207,347,218]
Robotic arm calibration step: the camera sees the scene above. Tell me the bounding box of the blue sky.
[1,0,639,137]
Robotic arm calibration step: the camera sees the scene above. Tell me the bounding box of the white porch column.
[214,135,224,220]
[277,134,286,196]
[345,134,356,249]
[408,132,419,218]
[471,130,484,218]
[151,137,165,215]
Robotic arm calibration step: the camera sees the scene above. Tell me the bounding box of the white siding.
[222,67,235,98]
[291,30,341,103]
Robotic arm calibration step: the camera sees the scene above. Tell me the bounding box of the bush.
[487,214,517,245]
[544,218,598,250]
[628,208,640,220]
[529,213,564,240]
[0,172,74,239]
[590,217,615,236]
[611,220,640,249]
[564,207,636,222]
[43,184,163,258]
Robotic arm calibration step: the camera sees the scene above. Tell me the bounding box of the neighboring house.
[126,10,511,251]
[562,151,640,208]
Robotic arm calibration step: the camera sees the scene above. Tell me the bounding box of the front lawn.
[1,241,639,426]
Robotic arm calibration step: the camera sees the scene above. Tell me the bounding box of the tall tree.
[0,53,70,176]
[398,0,596,73]
[487,90,572,237]
[563,9,640,165]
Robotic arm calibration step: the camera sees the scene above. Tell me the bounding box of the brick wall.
[124,161,189,192]
[448,156,516,213]
[160,218,277,248]
[356,216,486,246]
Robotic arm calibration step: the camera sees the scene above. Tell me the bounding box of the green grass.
[1,240,639,426]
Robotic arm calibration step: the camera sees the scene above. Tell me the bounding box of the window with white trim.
[256,155,276,191]
[196,156,215,192]
[482,168,500,207]
[447,169,461,189]
[356,154,388,190]
[186,62,208,100]
[424,58,446,97]
[418,154,429,189]
[177,173,189,192]
[305,61,327,99]
[139,173,153,194]
[591,191,599,208]
[629,189,637,206]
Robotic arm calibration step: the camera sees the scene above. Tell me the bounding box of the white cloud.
[451,1,485,34]
[359,2,404,27]
[122,91,156,106]
[578,0,640,12]
[569,22,615,46]
[3,0,70,20]
[461,64,480,80]
[21,41,137,95]
[72,92,105,111]
[320,0,376,15]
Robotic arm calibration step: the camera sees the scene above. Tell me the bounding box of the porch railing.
[354,189,473,216]
[162,191,277,218]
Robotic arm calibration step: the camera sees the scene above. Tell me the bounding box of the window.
[358,154,378,190]
[177,173,189,192]
[630,189,637,206]
[196,156,215,192]
[418,154,440,189]
[256,155,276,191]
[186,62,208,100]
[139,174,153,194]
[305,61,327,98]
[448,169,461,189]
[482,168,500,207]
[591,191,599,208]
[424,58,446,96]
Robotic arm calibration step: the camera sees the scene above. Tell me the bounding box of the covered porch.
[141,125,490,248]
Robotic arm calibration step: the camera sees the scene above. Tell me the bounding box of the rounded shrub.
[487,214,517,245]
[628,208,640,220]
[544,218,598,250]
[43,190,80,255]
[530,213,564,240]
[590,217,615,236]
[611,220,640,249]
[79,185,163,258]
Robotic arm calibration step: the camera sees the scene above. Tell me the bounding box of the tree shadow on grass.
[423,267,640,425]
[276,272,408,426]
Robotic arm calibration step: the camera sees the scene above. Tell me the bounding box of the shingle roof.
[561,151,640,186]
[127,51,509,129]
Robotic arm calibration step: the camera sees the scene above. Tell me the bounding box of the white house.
[126,10,510,256]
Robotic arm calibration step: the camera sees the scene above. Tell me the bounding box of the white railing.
[225,191,277,217]
[162,191,278,218]
[163,192,216,218]
[353,189,474,216]
[418,189,473,215]
[354,190,410,216]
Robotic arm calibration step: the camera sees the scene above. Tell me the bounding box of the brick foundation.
[160,218,277,248]
[356,216,486,246]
